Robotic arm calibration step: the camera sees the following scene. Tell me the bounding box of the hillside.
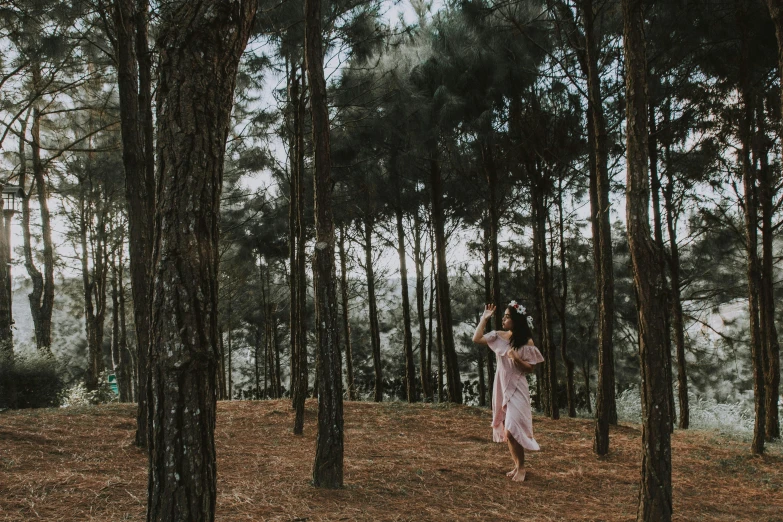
[1,400,781,521]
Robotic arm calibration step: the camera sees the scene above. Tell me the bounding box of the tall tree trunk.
[304,0,344,485]
[260,321,269,400]
[93,194,110,390]
[648,104,676,431]
[111,223,121,383]
[289,61,308,433]
[430,154,461,403]
[428,254,435,402]
[274,314,282,398]
[118,230,133,402]
[737,0,766,455]
[413,207,431,400]
[80,183,102,392]
[766,0,783,438]
[754,98,781,442]
[477,317,486,408]
[146,3,254,520]
[481,219,493,408]
[259,264,267,399]
[312,258,319,401]
[217,325,226,400]
[661,118,689,430]
[363,217,383,402]
[112,0,155,448]
[531,175,557,419]
[581,0,617,456]
[557,181,576,418]
[532,236,545,415]
[0,186,13,372]
[271,315,280,398]
[436,280,444,403]
[288,60,300,410]
[479,219,494,406]
[622,1,672,519]
[395,197,417,402]
[21,70,55,357]
[338,224,355,400]
[295,70,309,407]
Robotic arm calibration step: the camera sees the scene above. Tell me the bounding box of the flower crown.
[508,300,526,315]
[508,300,534,328]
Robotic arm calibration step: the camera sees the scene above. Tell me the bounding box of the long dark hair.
[507,302,534,350]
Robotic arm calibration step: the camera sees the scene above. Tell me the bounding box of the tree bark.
[754,95,780,442]
[288,61,308,433]
[395,196,418,403]
[304,0,344,486]
[581,0,617,457]
[413,206,431,400]
[111,220,121,388]
[483,142,503,344]
[557,181,576,418]
[436,279,444,403]
[217,325,226,400]
[274,313,282,398]
[737,0,766,455]
[288,60,300,410]
[20,68,55,357]
[661,115,689,430]
[363,217,384,402]
[80,180,104,392]
[118,231,133,402]
[111,0,155,448]
[93,193,110,390]
[648,104,676,431]
[763,9,783,433]
[531,172,557,419]
[295,67,309,406]
[622,1,672,518]
[427,253,435,402]
[0,187,12,368]
[338,224,355,400]
[259,264,267,399]
[480,227,492,408]
[260,321,269,400]
[430,154,461,403]
[146,2,255,520]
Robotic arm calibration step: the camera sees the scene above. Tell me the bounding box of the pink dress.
[484,331,545,450]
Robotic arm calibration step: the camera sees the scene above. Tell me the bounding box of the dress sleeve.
[483,330,498,343]
[482,330,504,355]
[518,345,545,365]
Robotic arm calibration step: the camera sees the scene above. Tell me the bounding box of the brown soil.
[1,400,781,521]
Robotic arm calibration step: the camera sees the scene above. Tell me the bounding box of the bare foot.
[511,468,526,482]
[506,468,517,477]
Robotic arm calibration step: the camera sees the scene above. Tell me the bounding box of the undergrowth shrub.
[61,371,117,407]
[613,386,757,435]
[0,352,65,409]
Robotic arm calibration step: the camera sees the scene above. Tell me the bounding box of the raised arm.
[472,304,495,344]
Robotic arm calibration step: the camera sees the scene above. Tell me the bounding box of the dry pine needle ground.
[1,400,781,521]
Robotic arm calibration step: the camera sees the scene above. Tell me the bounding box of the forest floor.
[0,400,782,521]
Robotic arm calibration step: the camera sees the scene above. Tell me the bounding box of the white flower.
[508,300,526,315]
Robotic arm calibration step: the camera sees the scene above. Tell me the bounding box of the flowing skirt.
[492,375,540,451]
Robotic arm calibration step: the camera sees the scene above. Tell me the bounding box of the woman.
[473,301,544,482]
